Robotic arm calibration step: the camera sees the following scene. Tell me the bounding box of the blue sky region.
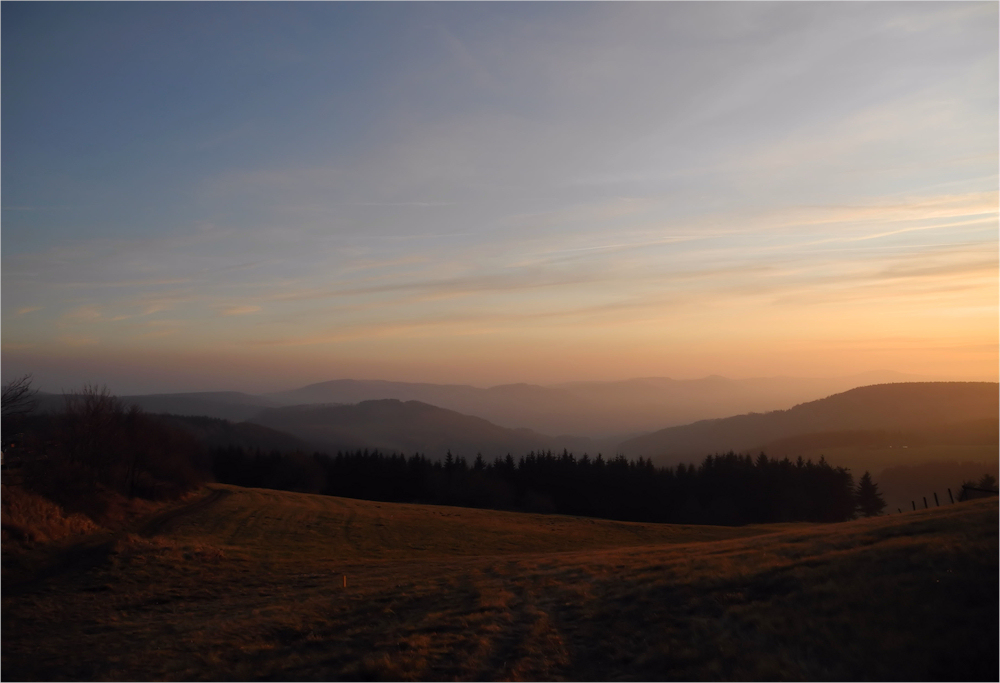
[2,2,997,394]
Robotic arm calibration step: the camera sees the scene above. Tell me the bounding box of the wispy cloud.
[62,305,103,321]
[219,305,262,316]
[59,335,99,347]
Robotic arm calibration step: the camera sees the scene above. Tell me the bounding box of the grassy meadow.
[802,444,997,482]
[3,484,997,681]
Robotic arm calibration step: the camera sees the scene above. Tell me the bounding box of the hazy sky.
[2,2,997,394]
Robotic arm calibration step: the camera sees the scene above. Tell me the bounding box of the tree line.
[212,445,878,525]
[3,379,209,514]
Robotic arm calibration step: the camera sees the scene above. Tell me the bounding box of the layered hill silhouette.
[621,382,999,466]
[32,372,930,441]
[27,379,995,482]
[249,399,598,460]
[265,371,926,438]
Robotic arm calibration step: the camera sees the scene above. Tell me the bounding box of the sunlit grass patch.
[155,484,772,564]
[1,484,99,547]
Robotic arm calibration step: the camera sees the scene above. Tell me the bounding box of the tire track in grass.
[138,488,231,538]
[224,496,262,547]
[369,503,392,553]
[467,559,572,681]
[342,505,360,555]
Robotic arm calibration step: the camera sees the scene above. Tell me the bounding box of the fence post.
[923,496,928,509]
[911,501,916,511]
[897,508,902,514]
[948,488,954,504]
[934,492,939,507]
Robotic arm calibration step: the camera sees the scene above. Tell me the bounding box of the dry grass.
[3,485,996,681]
[1,484,99,546]
[145,485,776,564]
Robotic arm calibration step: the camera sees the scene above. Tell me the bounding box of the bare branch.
[2,374,38,418]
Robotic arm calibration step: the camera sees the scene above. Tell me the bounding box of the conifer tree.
[855,471,886,517]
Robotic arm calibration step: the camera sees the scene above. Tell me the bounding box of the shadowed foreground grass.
[3,485,997,681]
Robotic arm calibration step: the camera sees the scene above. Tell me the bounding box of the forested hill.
[121,392,278,421]
[249,399,597,460]
[620,382,999,466]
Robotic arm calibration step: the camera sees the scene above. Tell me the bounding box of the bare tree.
[2,374,37,418]
[62,384,127,479]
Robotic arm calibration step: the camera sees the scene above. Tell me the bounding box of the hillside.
[877,461,1000,514]
[754,417,999,457]
[153,414,311,454]
[3,485,996,680]
[120,392,279,422]
[249,399,595,460]
[31,391,278,423]
[620,382,999,466]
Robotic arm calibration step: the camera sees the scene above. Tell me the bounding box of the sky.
[2,2,997,395]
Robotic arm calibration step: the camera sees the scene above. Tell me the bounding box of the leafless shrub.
[3,374,38,463]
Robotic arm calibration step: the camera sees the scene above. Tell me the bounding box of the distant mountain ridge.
[266,371,930,438]
[620,382,999,466]
[31,371,934,439]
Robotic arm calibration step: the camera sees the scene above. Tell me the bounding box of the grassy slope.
[147,485,776,562]
[3,485,997,681]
